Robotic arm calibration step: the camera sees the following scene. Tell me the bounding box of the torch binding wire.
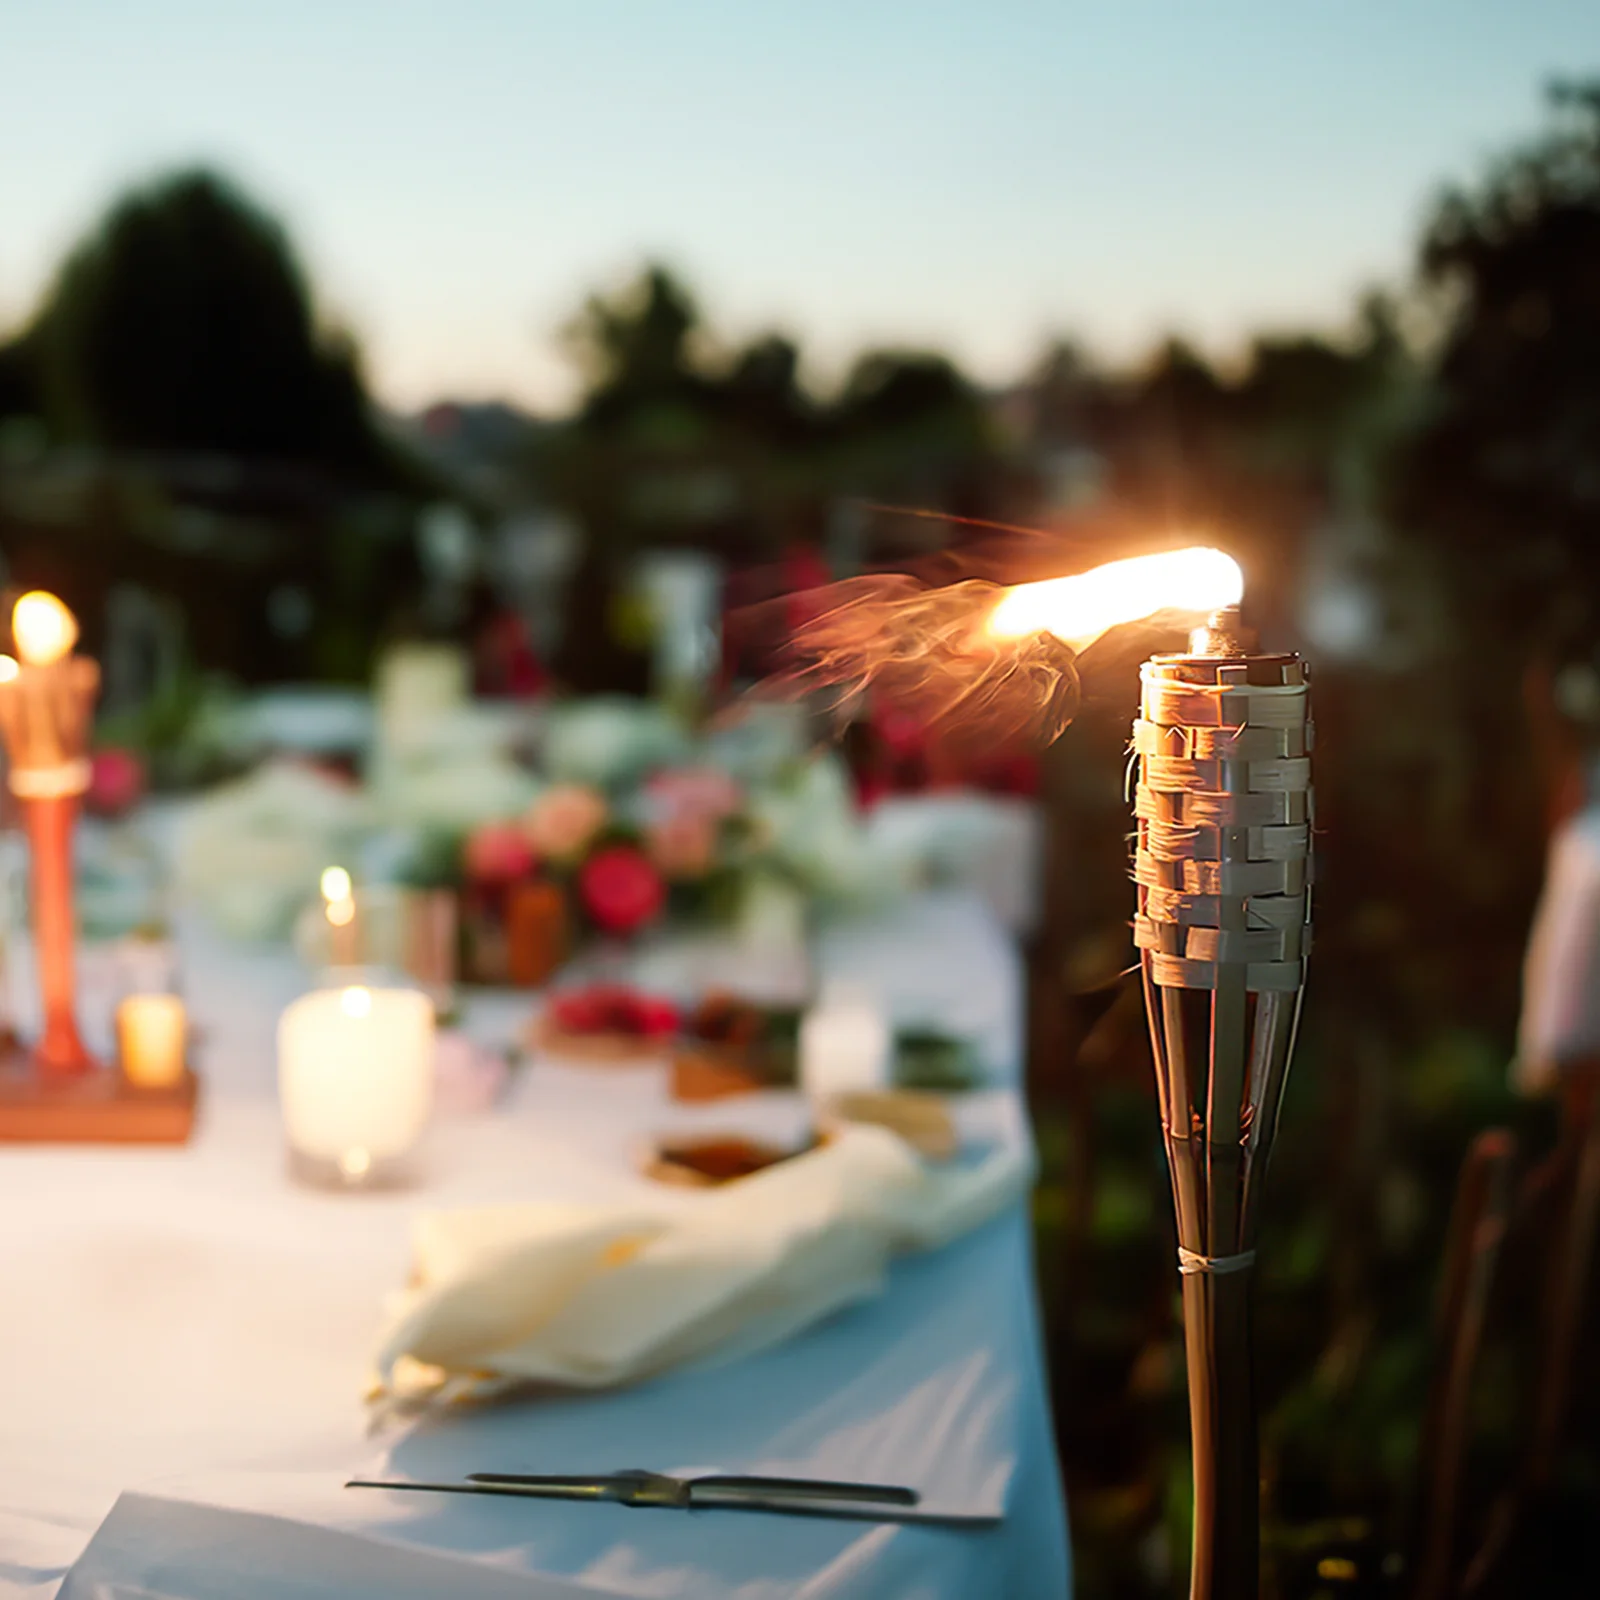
[1132,720,1307,761]
[1135,786,1309,826]
[1178,1248,1258,1277]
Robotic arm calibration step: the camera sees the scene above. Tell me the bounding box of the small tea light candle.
[278,985,434,1185]
[116,993,187,1089]
[799,982,892,1101]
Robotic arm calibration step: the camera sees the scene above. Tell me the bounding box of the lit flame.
[0,656,17,684]
[745,534,1244,755]
[320,866,352,903]
[340,987,372,1018]
[988,547,1243,648]
[12,591,78,667]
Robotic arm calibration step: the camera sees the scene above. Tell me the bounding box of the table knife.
[346,1470,999,1526]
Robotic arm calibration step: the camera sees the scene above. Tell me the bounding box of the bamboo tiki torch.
[990,550,1309,1595]
[1133,605,1311,1599]
[0,591,101,1077]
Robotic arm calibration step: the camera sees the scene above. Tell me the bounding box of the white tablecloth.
[0,891,1069,1599]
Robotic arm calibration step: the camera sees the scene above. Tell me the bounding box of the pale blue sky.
[1,2,1593,409]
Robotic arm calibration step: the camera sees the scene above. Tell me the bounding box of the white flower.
[542,698,688,788]
[753,754,902,908]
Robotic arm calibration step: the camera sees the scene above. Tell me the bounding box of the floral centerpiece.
[448,744,896,987]
[455,765,754,983]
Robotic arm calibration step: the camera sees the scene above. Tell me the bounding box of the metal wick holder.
[1133,606,1311,1599]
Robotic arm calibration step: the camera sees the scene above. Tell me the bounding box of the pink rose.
[646,812,717,881]
[88,748,146,816]
[464,821,537,884]
[643,767,743,824]
[432,1030,509,1114]
[522,784,608,861]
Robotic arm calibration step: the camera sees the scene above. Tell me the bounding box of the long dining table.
[0,874,1070,1599]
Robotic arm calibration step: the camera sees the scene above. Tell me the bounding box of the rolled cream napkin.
[372,1123,1030,1402]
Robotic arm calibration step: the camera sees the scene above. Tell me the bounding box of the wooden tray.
[0,1053,200,1144]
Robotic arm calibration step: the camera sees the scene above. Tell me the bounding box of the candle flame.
[326,898,356,929]
[340,987,372,1018]
[320,866,352,902]
[12,591,78,667]
[988,547,1243,648]
[0,656,17,684]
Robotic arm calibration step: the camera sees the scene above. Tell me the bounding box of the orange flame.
[750,538,1242,753]
[766,573,1082,751]
[988,547,1242,648]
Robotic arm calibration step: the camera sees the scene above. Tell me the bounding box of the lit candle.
[277,985,434,1184]
[116,994,187,1090]
[799,982,891,1101]
[320,864,360,968]
[0,590,101,1076]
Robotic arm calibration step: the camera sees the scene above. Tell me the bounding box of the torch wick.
[1190,605,1257,657]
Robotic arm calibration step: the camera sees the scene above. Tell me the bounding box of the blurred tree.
[830,349,1000,521]
[0,168,443,684]
[0,332,36,422]
[541,267,1016,691]
[545,266,712,693]
[1395,81,1600,659]
[30,169,393,472]
[562,266,705,402]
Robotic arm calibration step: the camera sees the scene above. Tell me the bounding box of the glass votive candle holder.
[799,981,892,1102]
[116,992,188,1090]
[277,982,435,1189]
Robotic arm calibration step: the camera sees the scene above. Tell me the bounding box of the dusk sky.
[2,2,1594,411]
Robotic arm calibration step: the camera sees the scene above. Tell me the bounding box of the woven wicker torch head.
[1134,606,1311,1260]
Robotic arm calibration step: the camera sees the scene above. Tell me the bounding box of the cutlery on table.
[346,1469,999,1526]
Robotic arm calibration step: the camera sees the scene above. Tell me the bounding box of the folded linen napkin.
[372,1124,1030,1402]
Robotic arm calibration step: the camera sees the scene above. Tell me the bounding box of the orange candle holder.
[506,880,569,988]
[0,592,197,1142]
[0,594,99,1078]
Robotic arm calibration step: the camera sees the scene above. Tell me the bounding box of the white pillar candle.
[799,983,892,1100]
[116,993,187,1089]
[278,985,434,1181]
